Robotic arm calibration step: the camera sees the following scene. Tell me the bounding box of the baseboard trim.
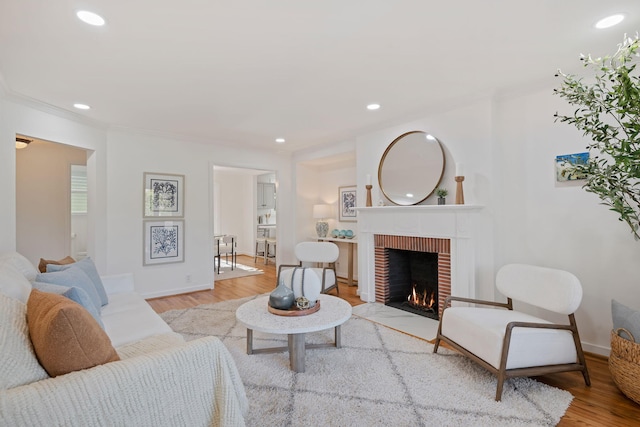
[142,283,212,300]
[583,341,610,358]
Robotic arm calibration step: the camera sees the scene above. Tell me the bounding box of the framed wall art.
[143,172,184,218]
[143,220,185,265]
[555,152,589,182]
[338,185,357,222]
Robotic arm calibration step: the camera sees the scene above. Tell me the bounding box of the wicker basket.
[609,328,640,404]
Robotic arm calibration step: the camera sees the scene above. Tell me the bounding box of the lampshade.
[312,204,332,219]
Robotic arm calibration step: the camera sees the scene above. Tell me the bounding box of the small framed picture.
[143,220,185,265]
[339,185,357,222]
[143,172,184,218]
[556,152,589,182]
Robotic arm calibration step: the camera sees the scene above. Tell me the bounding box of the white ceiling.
[2,1,639,152]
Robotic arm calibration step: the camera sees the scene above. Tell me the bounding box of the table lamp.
[312,204,332,237]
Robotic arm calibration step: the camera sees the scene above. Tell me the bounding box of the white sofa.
[0,252,248,426]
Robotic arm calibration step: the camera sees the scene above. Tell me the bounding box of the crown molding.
[0,78,108,131]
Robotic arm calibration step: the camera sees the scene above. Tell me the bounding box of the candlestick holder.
[455,176,465,205]
[366,185,373,207]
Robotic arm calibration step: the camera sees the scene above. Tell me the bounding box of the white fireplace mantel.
[355,205,483,302]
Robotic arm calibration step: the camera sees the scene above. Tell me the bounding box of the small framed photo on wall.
[555,152,589,182]
[339,185,357,222]
[143,220,185,265]
[143,172,184,218]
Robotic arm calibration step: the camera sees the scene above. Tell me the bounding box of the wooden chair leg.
[569,313,591,386]
[432,336,441,353]
[433,314,445,353]
[495,373,506,401]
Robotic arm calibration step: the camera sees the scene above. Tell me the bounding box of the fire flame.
[407,284,435,310]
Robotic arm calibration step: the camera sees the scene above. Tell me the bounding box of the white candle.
[366,174,372,185]
[455,163,464,177]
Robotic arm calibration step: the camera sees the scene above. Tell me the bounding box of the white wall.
[493,82,640,355]
[294,161,358,279]
[340,86,638,355]
[0,97,108,272]
[213,170,254,255]
[355,100,496,303]
[105,130,293,297]
[15,140,87,266]
[1,96,294,299]
[293,143,358,279]
[4,82,636,353]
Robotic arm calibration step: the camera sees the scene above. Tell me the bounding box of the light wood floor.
[147,255,640,426]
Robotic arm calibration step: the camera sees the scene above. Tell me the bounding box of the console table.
[315,236,357,287]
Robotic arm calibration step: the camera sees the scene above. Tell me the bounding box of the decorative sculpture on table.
[269,279,294,310]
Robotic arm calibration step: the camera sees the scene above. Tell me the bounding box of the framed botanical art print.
[338,185,357,222]
[143,172,184,218]
[143,220,184,265]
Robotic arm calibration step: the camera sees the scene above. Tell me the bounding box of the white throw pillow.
[0,262,33,303]
[0,293,49,390]
[0,252,39,282]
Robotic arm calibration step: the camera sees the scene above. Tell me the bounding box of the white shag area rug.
[214,260,263,280]
[160,295,573,427]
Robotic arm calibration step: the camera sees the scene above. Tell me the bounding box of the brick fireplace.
[374,235,451,319]
[356,205,482,304]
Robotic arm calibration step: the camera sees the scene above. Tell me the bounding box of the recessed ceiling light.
[76,10,105,26]
[595,14,624,29]
[275,138,285,144]
[73,103,91,110]
[366,103,381,110]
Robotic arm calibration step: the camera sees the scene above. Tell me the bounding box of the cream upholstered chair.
[433,263,590,401]
[277,242,339,295]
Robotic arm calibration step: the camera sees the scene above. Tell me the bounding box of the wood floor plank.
[146,255,640,425]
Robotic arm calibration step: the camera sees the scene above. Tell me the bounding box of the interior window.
[71,165,87,214]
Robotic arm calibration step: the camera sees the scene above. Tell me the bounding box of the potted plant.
[436,188,448,205]
[554,33,640,404]
[554,34,640,240]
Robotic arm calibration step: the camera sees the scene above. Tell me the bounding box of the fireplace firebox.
[386,249,439,320]
[374,234,452,320]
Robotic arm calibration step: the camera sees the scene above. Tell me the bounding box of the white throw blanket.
[0,336,248,426]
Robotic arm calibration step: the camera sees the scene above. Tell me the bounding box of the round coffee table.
[236,294,352,372]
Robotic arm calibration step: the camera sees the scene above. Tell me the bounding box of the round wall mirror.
[378,131,445,205]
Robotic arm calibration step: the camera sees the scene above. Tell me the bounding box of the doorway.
[212,165,277,261]
[15,136,90,265]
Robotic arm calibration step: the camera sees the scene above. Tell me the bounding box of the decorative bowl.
[339,230,346,238]
[331,229,340,238]
[345,230,354,238]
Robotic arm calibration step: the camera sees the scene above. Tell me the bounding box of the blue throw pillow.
[36,268,102,313]
[46,257,108,306]
[32,281,104,329]
[612,299,640,342]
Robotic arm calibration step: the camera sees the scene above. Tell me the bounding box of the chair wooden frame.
[433,295,591,401]
[277,262,339,295]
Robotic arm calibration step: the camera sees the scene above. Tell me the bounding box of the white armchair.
[433,263,591,401]
[278,242,339,295]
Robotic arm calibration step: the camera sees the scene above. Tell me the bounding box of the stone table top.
[236,294,352,334]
